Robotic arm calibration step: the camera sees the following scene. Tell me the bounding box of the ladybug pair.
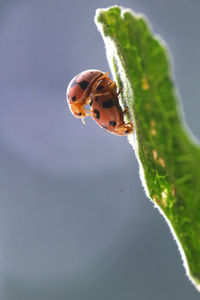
[66,69,133,136]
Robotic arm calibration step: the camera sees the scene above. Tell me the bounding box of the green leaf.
[95,6,200,291]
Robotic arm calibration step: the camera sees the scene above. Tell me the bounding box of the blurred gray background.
[1,0,200,299]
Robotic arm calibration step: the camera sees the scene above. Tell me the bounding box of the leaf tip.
[95,5,121,22]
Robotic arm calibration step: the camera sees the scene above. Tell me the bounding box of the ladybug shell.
[66,69,104,105]
[90,93,124,134]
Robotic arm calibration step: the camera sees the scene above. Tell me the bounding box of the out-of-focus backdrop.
[1,0,200,299]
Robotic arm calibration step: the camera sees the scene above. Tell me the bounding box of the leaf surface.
[95,6,200,290]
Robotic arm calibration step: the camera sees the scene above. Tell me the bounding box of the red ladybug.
[66,69,133,136]
[66,69,105,118]
[90,93,133,136]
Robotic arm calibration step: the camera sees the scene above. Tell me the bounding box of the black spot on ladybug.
[102,125,108,130]
[70,79,77,88]
[110,120,116,127]
[125,130,129,134]
[95,96,99,102]
[102,99,114,108]
[79,80,89,90]
[90,71,94,74]
[97,85,104,91]
[72,96,76,102]
[90,99,93,107]
[94,109,100,119]
[77,112,82,116]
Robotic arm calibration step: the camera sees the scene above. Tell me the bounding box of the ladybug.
[66,69,133,136]
[66,69,105,118]
[90,93,133,136]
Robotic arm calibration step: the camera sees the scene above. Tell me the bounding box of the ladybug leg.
[90,91,111,98]
[81,110,94,125]
[79,108,94,123]
[90,80,101,93]
[125,122,134,127]
[85,109,95,119]
[84,108,96,120]
[86,112,95,120]
[123,107,129,114]
[91,72,109,89]
[117,88,122,96]
[91,72,113,94]
[113,122,134,136]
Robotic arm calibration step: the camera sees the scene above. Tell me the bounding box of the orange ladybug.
[66,70,105,118]
[90,93,133,136]
[66,69,133,136]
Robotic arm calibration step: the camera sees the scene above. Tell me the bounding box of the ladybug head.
[69,103,87,119]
